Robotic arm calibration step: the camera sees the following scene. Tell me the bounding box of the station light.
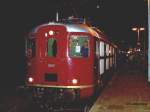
[139,28,145,31]
[132,27,145,31]
[132,28,137,31]
[131,27,145,46]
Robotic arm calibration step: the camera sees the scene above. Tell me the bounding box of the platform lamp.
[132,27,146,74]
[132,27,145,47]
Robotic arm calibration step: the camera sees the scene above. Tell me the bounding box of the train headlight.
[72,79,78,85]
[49,30,54,35]
[28,77,34,83]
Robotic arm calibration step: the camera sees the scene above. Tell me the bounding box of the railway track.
[0,86,101,112]
[0,93,96,112]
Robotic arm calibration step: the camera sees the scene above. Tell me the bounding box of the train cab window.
[26,39,36,58]
[69,35,89,58]
[47,38,57,57]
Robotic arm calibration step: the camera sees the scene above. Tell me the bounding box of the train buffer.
[89,66,150,112]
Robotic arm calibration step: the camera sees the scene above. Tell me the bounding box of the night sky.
[1,0,148,92]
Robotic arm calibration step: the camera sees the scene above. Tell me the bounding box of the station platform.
[89,65,150,112]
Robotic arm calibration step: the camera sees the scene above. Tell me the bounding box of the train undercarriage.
[25,86,93,112]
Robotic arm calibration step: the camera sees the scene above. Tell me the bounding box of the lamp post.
[132,27,145,46]
[132,27,146,74]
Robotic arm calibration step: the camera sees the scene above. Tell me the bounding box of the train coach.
[25,18,117,109]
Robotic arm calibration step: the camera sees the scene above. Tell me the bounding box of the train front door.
[94,38,100,87]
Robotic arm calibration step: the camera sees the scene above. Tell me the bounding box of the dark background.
[0,0,147,93]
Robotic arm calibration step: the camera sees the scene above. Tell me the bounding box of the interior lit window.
[106,44,109,56]
[69,35,89,58]
[100,41,104,57]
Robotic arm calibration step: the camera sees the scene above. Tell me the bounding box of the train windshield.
[69,35,89,58]
[47,38,57,57]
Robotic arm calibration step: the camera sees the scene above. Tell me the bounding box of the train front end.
[25,23,95,103]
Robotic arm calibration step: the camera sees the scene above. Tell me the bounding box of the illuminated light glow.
[49,30,54,35]
[109,50,111,54]
[127,51,131,54]
[132,28,137,31]
[28,77,34,83]
[45,33,48,37]
[140,28,145,31]
[132,27,145,31]
[137,49,141,51]
[72,79,78,85]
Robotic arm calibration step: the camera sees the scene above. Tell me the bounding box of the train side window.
[100,59,104,74]
[69,35,89,58]
[106,44,109,56]
[106,58,109,70]
[26,39,36,58]
[47,38,57,57]
[100,41,104,57]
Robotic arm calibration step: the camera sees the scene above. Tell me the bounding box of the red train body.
[25,18,117,103]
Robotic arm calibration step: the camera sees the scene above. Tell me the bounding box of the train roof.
[30,21,116,47]
[32,22,102,38]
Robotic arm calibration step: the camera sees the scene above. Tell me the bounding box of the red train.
[25,18,117,109]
